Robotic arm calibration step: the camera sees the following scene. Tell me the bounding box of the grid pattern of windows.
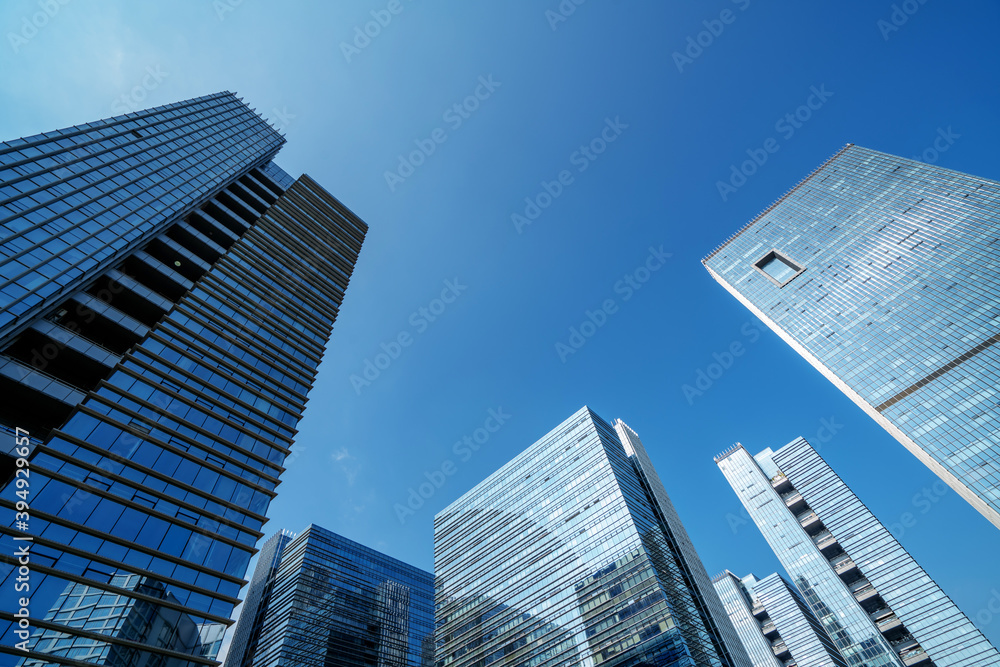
[772,438,1000,666]
[711,573,781,667]
[246,525,435,667]
[0,92,284,344]
[716,445,901,666]
[752,573,847,667]
[223,531,294,667]
[0,97,368,666]
[434,407,752,667]
[703,144,1000,529]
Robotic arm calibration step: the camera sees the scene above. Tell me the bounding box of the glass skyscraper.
[712,570,846,667]
[223,531,294,667]
[241,524,434,667]
[711,572,782,667]
[0,92,367,665]
[702,144,1000,530]
[716,437,1000,666]
[434,407,752,667]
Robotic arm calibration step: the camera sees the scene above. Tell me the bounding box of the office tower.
[712,570,847,667]
[712,572,783,667]
[752,573,847,667]
[243,524,434,667]
[716,437,1000,667]
[0,92,367,665]
[224,530,295,667]
[702,144,1000,529]
[434,407,752,667]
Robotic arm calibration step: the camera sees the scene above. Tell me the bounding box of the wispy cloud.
[332,447,360,485]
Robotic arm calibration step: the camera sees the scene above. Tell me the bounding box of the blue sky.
[3,0,1000,651]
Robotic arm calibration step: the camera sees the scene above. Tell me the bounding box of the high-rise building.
[242,524,434,667]
[716,437,1000,666]
[702,144,1000,529]
[0,92,367,665]
[434,407,752,667]
[712,570,847,667]
[712,572,783,667]
[223,530,295,667]
[752,573,847,667]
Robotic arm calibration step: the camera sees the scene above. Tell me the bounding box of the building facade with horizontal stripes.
[0,92,367,665]
[243,525,434,667]
[751,573,847,667]
[222,530,294,667]
[717,438,1000,667]
[711,572,782,667]
[434,407,752,667]
[702,145,1000,530]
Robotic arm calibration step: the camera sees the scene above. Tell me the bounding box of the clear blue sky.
[3,0,1000,651]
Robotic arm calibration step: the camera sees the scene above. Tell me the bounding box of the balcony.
[751,600,766,619]
[830,555,858,577]
[896,639,931,666]
[760,620,778,637]
[771,640,790,657]
[781,489,802,504]
[876,614,903,635]
[902,650,931,666]
[850,580,879,604]
[798,511,823,534]
[813,530,838,552]
[771,471,790,490]
[0,354,86,440]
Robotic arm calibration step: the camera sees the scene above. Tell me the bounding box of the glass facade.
[223,531,294,667]
[711,572,781,667]
[717,439,1000,666]
[245,525,435,667]
[0,92,284,345]
[771,438,1000,666]
[717,445,902,666]
[0,94,368,665]
[434,407,752,667]
[703,144,1000,530]
[752,573,846,667]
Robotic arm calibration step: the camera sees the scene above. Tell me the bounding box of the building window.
[754,250,804,286]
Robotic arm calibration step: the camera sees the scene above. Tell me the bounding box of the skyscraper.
[712,570,846,667]
[716,437,1000,666]
[223,530,295,667]
[434,407,752,667]
[243,524,434,667]
[752,573,847,667]
[711,572,783,667]
[0,92,367,665]
[702,144,1000,529]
